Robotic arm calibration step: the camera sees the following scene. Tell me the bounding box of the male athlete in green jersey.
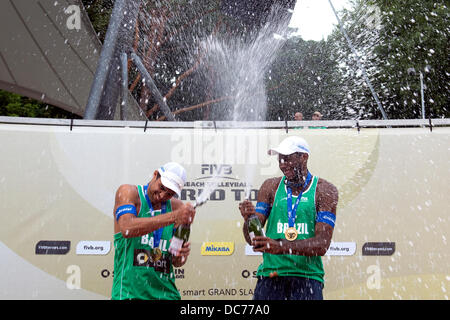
[239,136,338,300]
[112,162,195,300]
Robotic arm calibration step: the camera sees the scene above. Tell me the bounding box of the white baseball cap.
[268,136,310,156]
[157,162,187,197]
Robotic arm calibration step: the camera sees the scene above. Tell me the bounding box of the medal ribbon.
[286,172,312,228]
[144,183,166,249]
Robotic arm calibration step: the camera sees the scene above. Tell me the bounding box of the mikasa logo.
[201,242,234,256]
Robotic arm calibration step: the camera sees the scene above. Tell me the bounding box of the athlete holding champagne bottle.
[111,162,195,300]
[239,136,338,300]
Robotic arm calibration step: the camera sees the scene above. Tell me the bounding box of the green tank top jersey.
[256,175,325,283]
[111,185,180,300]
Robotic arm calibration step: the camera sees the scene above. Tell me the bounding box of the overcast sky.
[289,0,351,41]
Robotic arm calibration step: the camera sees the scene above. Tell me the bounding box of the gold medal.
[285,227,298,241]
[151,248,162,261]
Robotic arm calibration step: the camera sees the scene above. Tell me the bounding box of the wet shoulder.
[316,177,338,195]
[115,184,139,205]
[259,177,283,204]
[316,177,339,211]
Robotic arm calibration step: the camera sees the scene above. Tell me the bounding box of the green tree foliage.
[0,89,79,119]
[328,0,449,119]
[372,0,449,118]
[1,1,447,120]
[82,0,114,43]
[267,37,352,120]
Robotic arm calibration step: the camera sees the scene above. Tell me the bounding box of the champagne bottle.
[247,214,265,241]
[168,224,190,256]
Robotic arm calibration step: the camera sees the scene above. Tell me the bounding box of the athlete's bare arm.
[113,185,194,238]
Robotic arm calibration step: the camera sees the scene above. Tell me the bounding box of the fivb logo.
[64,5,81,31]
[201,164,232,176]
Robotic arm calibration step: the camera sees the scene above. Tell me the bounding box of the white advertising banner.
[0,121,448,299]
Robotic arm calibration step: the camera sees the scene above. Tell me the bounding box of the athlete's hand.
[174,202,195,227]
[239,199,256,220]
[177,241,191,257]
[172,242,191,266]
[252,236,287,255]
